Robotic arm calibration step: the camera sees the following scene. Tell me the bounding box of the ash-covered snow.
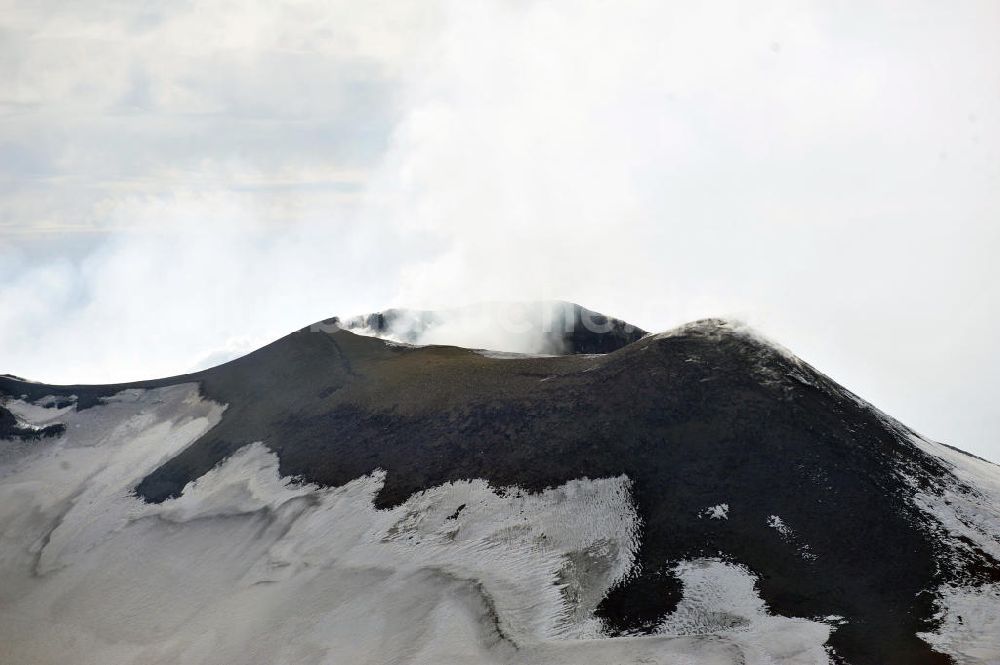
[905,434,1000,663]
[0,386,841,664]
[4,395,75,421]
[701,503,730,520]
[919,583,1000,664]
[657,558,832,664]
[767,515,792,536]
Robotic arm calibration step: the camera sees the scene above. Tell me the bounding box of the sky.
[1,0,998,461]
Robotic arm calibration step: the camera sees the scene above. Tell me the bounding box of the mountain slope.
[1,309,998,665]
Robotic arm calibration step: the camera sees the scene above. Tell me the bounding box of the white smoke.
[338,301,626,356]
[355,0,1000,460]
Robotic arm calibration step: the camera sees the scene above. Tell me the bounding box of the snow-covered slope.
[0,386,833,665]
[1,310,998,665]
[908,436,1000,664]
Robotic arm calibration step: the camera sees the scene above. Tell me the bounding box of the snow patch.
[905,434,1000,663]
[918,584,1000,664]
[4,394,77,422]
[767,514,792,536]
[701,503,729,520]
[657,558,832,664]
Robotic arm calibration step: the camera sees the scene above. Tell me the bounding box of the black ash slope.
[3,311,996,665]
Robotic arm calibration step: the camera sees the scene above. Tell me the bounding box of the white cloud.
[0,190,416,381]
[363,0,1000,459]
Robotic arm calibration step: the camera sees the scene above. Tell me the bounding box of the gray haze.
[1,1,998,461]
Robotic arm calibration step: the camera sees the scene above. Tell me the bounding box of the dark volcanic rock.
[2,308,996,664]
[0,405,17,435]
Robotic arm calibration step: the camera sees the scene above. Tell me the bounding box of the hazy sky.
[1,1,998,460]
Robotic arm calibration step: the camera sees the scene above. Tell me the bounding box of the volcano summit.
[1,303,998,665]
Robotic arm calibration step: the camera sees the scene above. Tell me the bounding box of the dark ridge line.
[3,312,995,664]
